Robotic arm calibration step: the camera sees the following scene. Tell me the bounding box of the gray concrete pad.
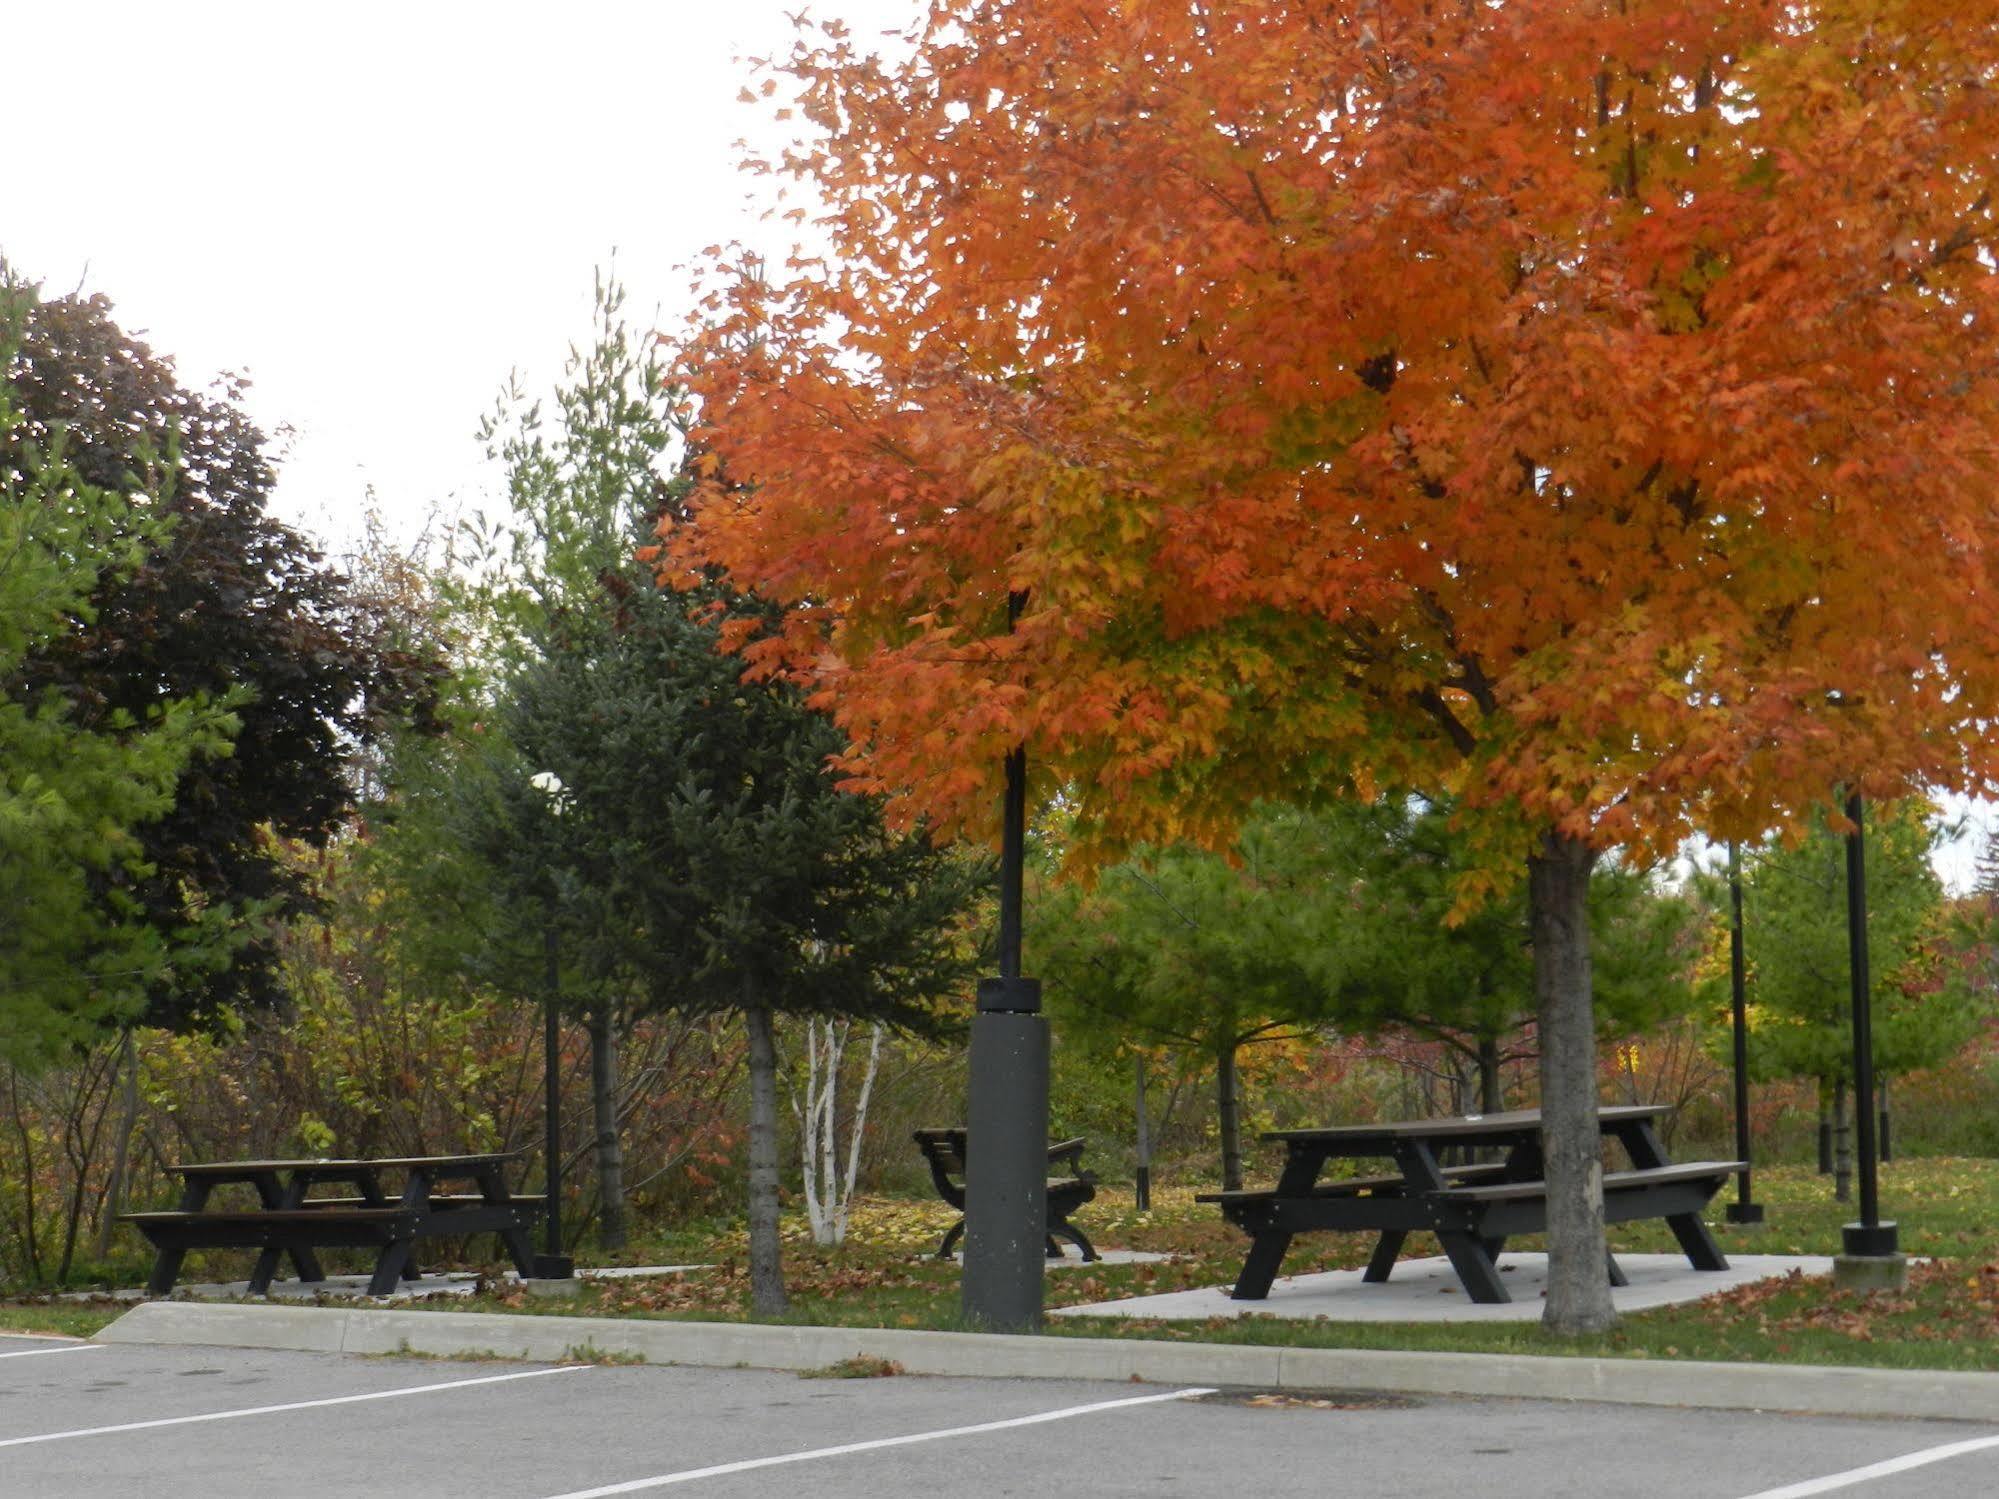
[1052,1252,1835,1323]
[949,1246,1169,1268]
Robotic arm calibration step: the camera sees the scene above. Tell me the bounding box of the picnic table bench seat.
[913,1127,1100,1262]
[1197,1161,1512,1208]
[270,1194,549,1212]
[120,1207,420,1248]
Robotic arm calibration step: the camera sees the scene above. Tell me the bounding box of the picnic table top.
[1260,1103,1669,1146]
[169,1151,524,1178]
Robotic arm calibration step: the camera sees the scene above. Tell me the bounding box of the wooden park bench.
[912,1127,1100,1262]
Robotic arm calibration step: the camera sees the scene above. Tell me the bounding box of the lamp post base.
[524,1252,580,1299]
[1724,1201,1765,1226]
[1834,1221,1905,1293]
[961,998,1049,1334]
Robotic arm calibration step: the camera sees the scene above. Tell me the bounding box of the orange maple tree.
[661,2,1999,1331]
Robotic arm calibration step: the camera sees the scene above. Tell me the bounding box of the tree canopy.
[0,273,239,1064]
[660,2,1999,1331]
[666,3,1999,861]
[1735,800,1981,1090]
[5,272,441,1030]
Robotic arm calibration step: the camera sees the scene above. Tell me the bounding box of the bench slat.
[122,1208,414,1226]
[1197,1161,1515,1206]
[1442,1161,1746,1204]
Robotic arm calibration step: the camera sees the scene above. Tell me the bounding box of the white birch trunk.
[787,1018,886,1247]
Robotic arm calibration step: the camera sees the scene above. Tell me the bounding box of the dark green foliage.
[498,574,986,1033]
[1041,798,1697,1077]
[1729,799,1982,1087]
[1305,798,1700,1065]
[2,273,442,1030]
[0,272,241,1064]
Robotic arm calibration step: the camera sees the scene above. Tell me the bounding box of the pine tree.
[0,272,239,1067]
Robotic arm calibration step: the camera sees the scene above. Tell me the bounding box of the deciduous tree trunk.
[587,1003,627,1252]
[1216,1040,1243,1193]
[93,1030,140,1263]
[1477,1036,1504,1115]
[792,1019,883,1247]
[1529,831,1616,1335]
[743,1001,788,1316]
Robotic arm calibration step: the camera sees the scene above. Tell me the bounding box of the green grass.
[15,1157,1999,1371]
[406,1158,1999,1372]
[0,1299,126,1340]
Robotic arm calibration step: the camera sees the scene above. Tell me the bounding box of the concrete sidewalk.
[1054,1252,1836,1324]
[96,1298,1999,1425]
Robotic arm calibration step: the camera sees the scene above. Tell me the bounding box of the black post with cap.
[1724,842,1764,1225]
[961,590,1049,1331]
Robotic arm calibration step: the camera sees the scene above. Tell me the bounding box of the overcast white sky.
[7,0,1989,886]
[6,0,916,554]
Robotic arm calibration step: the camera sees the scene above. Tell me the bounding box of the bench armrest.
[1045,1137,1089,1171]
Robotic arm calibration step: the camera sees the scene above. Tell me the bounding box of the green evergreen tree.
[1038,798,1698,1186]
[378,273,985,1300]
[0,273,239,1067]
[6,270,438,1032]
[1733,798,1981,1197]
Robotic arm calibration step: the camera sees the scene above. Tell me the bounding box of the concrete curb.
[95,1301,1999,1424]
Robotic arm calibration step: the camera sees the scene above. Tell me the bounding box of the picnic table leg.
[366,1240,415,1297]
[1435,1230,1511,1304]
[1664,1213,1729,1271]
[1230,1231,1294,1300]
[1613,1119,1729,1272]
[145,1246,189,1296]
[936,1219,967,1260]
[496,1214,536,1279]
[147,1179,208,1296]
[1361,1230,1407,1283]
[247,1174,325,1290]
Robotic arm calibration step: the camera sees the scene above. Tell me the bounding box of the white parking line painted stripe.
[1736,1433,1999,1498]
[0,1364,585,1448]
[541,1386,1219,1499]
[0,1344,101,1361]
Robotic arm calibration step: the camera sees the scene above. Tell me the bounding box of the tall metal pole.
[962,590,1049,1331]
[1134,1053,1153,1213]
[1724,842,1763,1224]
[1841,792,1896,1259]
[536,923,574,1278]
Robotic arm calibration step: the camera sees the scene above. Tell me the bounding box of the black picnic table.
[120,1152,541,1297]
[1200,1105,1744,1304]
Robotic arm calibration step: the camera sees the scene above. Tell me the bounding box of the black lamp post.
[1724,842,1764,1225]
[961,590,1050,1332]
[530,772,575,1281]
[1840,791,1898,1266]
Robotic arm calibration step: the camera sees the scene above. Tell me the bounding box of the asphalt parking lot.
[4,1332,1999,1498]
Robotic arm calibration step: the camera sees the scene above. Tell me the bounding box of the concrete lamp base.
[1832,1254,1908,1294]
[1833,1220,1906,1293]
[522,1276,584,1300]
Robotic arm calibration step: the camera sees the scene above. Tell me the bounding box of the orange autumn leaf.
[661,1,1999,870]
